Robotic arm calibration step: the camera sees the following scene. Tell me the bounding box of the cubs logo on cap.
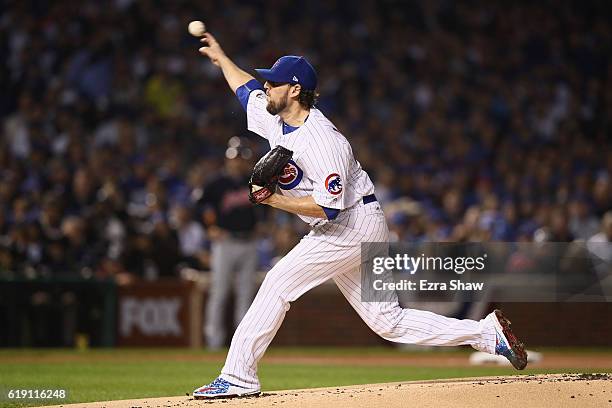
[325,173,343,195]
[278,160,303,190]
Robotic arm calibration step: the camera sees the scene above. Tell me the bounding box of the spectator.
[568,197,600,240]
[0,0,609,278]
[170,204,209,270]
[587,211,612,278]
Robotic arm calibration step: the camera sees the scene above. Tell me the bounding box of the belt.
[363,194,377,204]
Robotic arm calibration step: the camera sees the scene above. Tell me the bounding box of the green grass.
[0,348,610,407]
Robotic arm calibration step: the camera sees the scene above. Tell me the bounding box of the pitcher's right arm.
[199,32,254,93]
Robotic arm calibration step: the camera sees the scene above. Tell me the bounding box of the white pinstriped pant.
[220,201,497,388]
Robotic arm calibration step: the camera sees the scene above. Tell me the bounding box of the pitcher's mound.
[42,373,611,408]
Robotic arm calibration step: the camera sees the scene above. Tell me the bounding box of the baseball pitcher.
[193,31,527,399]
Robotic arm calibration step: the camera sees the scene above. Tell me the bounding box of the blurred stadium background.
[0,0,611,351]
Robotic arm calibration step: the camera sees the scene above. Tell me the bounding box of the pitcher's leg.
[333,266,497,353]
[221,233,363,388]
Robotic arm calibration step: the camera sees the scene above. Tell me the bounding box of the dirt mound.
[42,374,612,408]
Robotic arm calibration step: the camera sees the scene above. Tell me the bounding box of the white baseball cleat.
[193,377,261,399]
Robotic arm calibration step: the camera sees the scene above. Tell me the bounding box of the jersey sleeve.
[321,206,340,220]
[305,136,352,210]
[243,83,276,140]
[235,79,263,111]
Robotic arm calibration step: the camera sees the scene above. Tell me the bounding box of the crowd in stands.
[1,0,610,281]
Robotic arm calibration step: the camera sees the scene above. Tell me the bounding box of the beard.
[266,93,289,115]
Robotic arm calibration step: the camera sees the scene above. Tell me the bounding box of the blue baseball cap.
[255,55,318,90]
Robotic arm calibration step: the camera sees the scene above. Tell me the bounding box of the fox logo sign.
[120,297,182,337]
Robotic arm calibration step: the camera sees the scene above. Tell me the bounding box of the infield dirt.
[41,373,612,408]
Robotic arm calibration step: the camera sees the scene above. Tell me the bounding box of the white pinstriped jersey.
[246,89,375,225]
[215,82,500,392]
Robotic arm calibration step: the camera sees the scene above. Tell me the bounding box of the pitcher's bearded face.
[265,82,290,115]
[266,92,289,115]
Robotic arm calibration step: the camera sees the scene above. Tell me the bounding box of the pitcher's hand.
[199,32,226,67]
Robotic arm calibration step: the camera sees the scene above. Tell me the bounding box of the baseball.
[188,20,206,37]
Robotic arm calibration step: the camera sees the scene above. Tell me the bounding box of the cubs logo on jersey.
[278,160,303,190]
[325,173,343,195]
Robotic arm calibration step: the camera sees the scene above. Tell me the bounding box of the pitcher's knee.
[360,304,404,340]
[261,273,302,304]
[372,317,403,340]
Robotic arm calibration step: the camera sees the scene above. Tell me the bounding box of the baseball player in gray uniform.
[201,141,258,350]
[193,32,527,399]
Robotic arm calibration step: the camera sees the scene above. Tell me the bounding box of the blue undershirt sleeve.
[321,206,340,221]
[235,79,265,111]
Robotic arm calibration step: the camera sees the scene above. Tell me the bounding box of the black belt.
[363,194,377,204]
